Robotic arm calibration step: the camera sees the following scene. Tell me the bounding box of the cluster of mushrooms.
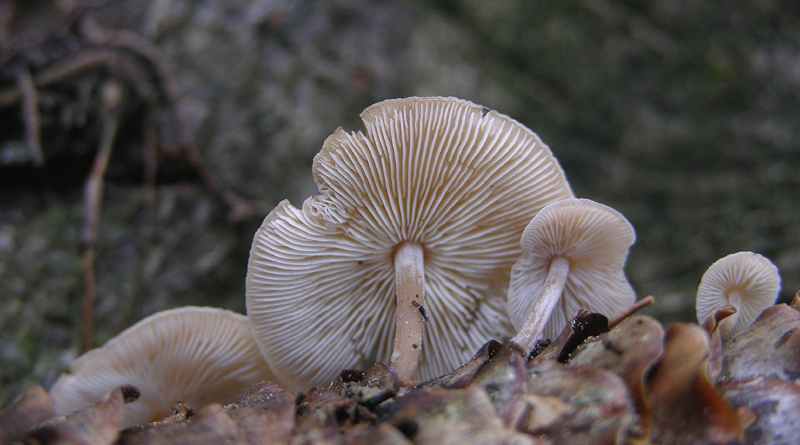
[2,97,796,444]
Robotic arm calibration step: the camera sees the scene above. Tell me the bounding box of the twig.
[81,81,122,352]
[15,67,44,166]
[608,295,655,328]
[79,16,260,221]
[141,110,158,202]
[0,48,157,106]
[36,48,157,99]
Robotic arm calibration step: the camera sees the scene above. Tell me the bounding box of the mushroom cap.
[246,96,574,390]
[49,306,274,428]
[507,198,636,340]
[696,251,780,334]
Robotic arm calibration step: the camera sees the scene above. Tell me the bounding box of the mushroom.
[695,251,781,337]
[49,306,275,428]
[246,96,574,389]
[507,198,636,352]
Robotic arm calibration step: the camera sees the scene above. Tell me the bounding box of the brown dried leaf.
[569,315,664,417]
[296,387,357,438]
[26,385,134,444]
[0,385,56,443]
[157,401,194,423]
[126,403,242,444]
[701,305,737,381]
[329,369,367,391]
[119,380,296,445]
[224,380,296,445]
[721,303,800,384]
[330,363,402,410]
[339,422,413,445]
[419,340,503,389]
[523,359,637,443]
[720,377,800,445]
[470,342,528,427]
[118,404,195,443]
[185,403,243,441]
[791,290,800,310]
[645,323,743,445]
[378,386,539,444]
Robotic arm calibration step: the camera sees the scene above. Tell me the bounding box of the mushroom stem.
[391,241,425,381]
[719,290,743,336]
[511,256,570,353]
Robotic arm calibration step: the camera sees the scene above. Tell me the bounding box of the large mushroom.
[695,251,781,337]
[246,96,573,389]
[507,198,636,352]
[49,307,274,428]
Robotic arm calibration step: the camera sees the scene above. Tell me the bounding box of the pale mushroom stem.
[391,241,426,381]
[511,256,570,353]
[719,289,743,336]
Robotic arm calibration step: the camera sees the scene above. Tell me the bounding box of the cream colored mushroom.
[49,306,274,428]
[508,198,636,352]
[246,96,574,389]
[696,251,780,337]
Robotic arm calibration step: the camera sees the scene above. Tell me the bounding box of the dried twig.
[15,67,44,166]
[78,16,257,221]
[81,81,123,351]
[608,295,655,328]
[1,10,265,349]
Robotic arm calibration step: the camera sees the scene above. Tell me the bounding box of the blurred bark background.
[1,0,798,406]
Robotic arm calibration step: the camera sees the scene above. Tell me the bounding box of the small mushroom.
[507,198,636,352]
[695,251,781,337]
[49,306,275,428]
[247,96,574,389]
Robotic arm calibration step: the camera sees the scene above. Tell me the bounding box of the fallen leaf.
[645,324,743,445]
[569,315,663,417]
[720,376,800,445]
[26,385,136,444]
[523,359,637,443]
[377,386,539,444]
[0,385,56,443]
[721,303,800,384]
[470,342,528,427]
[419,340,503,389]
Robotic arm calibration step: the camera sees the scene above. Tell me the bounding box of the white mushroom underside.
[248,200,517,389]
[49,307,273,428]
[507,199,636,340]
[696,251,781,332]
[247,97,574,391]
